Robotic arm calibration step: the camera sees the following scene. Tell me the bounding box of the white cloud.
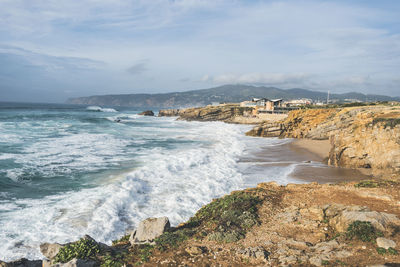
[1,0,400,100]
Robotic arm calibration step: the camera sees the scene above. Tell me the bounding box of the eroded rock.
[138,110,154,116]
[237,246,269,261]
[376,237,396,249]
[327,205,400,232]
[130,217,170,245]
[40,243,63,259]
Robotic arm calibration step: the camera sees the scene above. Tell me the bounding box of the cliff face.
[159,105,254,123]
[247,106,400,178]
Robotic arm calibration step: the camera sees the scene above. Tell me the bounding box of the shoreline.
[289,138,330,161]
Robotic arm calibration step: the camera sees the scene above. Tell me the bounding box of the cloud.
[1,0,400,101]
[126,62,147,75]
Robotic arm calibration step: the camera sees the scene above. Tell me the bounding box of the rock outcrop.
[158,109,180,117]
[0,259,42,267]
[129,217,170,245]
[138,110,154,116]
[247,106,400,178]
[159,105,254,123]
[40,243,63,260]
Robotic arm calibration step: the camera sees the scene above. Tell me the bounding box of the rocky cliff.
[246,106,400,178]
[159,105,255,123]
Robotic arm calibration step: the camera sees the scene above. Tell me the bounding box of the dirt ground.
[138,181,400,267]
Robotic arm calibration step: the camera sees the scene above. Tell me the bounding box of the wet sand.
[289,139,331,160]
[239,138,371,185]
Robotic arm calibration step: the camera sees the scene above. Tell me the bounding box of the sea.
[0,102,367,261]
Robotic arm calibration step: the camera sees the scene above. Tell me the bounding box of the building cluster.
[239,98,320,113]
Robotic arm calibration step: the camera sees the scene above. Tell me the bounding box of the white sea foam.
[0,119,300,261]
[5,133,131,181]
[86,106,117,112]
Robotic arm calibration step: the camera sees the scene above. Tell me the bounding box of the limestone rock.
[328,208,400,232]
[237,246,269,261]
[51,259,96,267]
[185,246,206,256]
[376,237,396,249]
[299,206,324,221]
[130,217,170,245]
[138,110,154,116]
[158,109,180,117]
[246,106,400,178]
[40,243,63,259]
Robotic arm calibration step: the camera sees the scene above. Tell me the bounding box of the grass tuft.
[54,238,101,263]
[188,190,263,243]
[346,221,383,242]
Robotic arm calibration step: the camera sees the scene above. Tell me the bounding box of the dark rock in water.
[130,217,170,245]
[138,110,154,116]
[0,259,42,267]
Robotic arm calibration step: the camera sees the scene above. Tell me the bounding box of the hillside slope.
[66,85,400,108]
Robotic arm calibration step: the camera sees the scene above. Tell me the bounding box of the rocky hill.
[66,84,400,108]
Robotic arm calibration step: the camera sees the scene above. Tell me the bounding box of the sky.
[0,0,399,103]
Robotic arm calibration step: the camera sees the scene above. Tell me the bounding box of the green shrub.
[187,190,263,243]
[54,238,101,263]
[346,221,383,242]
[355,180,399,188]
[111,234,130,245]
[136,244,154,264]
[388,247,398,255]
[377,247,386,255]
[372,118,400,128]
[355,180,378,188]
[101,253,126,267]
[155,228,196,251]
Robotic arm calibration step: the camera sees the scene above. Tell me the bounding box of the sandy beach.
[289,138,331,160]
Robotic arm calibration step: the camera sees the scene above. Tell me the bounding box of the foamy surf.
[86,106,117,112]
[0,103,303,261]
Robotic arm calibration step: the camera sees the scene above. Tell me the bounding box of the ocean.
[0,102,365,261]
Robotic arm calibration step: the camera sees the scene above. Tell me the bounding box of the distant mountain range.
[66,84,400,108]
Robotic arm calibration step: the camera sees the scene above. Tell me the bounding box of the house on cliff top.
[240,98,283,111]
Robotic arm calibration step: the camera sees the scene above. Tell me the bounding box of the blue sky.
[0,0,399,102]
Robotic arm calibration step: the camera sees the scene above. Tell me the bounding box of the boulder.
[0,259,42,267]
[51,259,96,267]
[237,246,269,261]
[185,246,206,256]
[40,243,63,259]
[376,237,396,249]
[330,210,400,232]
[138,110,154,116]
[325,204,400,232]
[130,217,170,245]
